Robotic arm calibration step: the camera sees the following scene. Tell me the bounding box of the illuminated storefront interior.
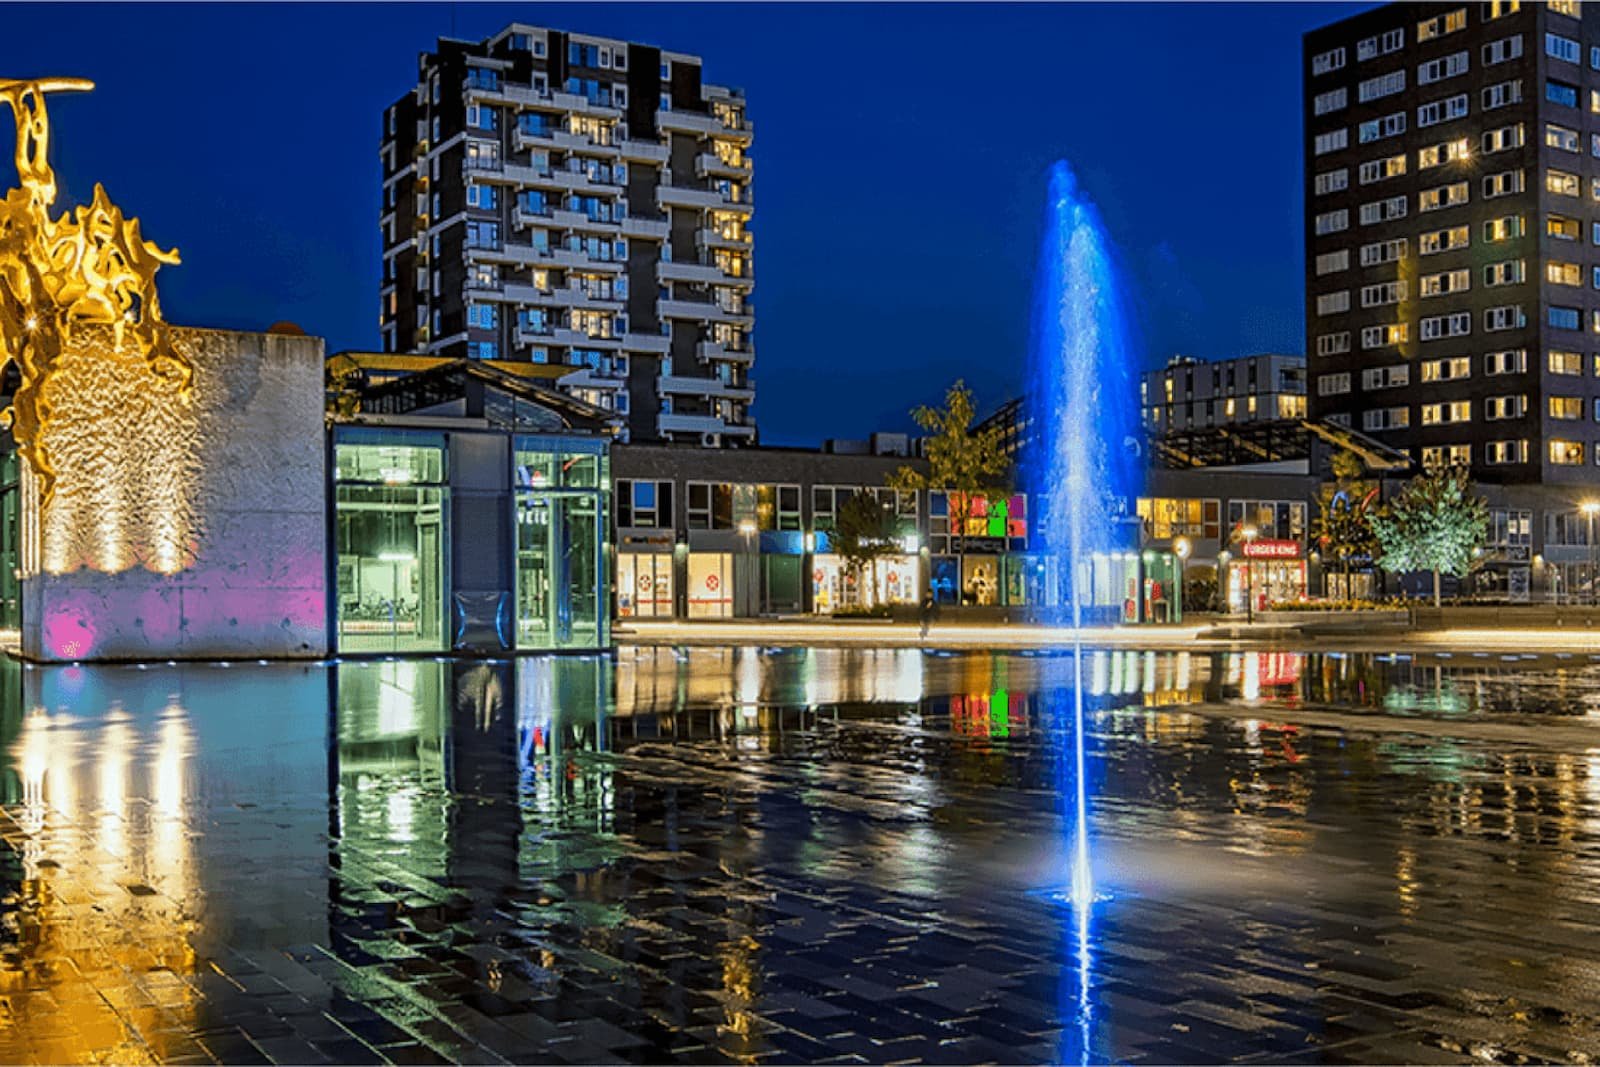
[334,435,448,653]
[514,440,608,649]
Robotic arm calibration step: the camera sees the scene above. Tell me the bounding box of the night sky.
[2,2,1372,444]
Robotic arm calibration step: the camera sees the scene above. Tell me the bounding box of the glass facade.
[514,438,609,650]
[333,436,448,653]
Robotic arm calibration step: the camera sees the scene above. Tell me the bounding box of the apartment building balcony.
[513,124,558,152]
[512,203,560,231]
[550,247,625,272]
[552,208,623,232]
[558,365,628,390]
[695,227,753,252]
[515,322,555,347]
[504,163,565,191]
[499,281,557,304]
[659,260,754,290]
[550,167,624,195]
[621,332,671,355]
[552,128,621,156]
[547,286,625,311]
[470,241,553,268]
[551,90,623,120]
[659,373,755,402]
[620,139,669,164]
[620,215,670,240]
[551,326,624,349]
[658,412,757,438]
[696,340,755,366]
[657,185,753,214]
[695,152,752,180]
[656,260,725,286]
[657,109,754,143]
[661,298,753,327]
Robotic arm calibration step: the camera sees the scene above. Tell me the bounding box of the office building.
[1304,0,1600,484]
[379,24,756,446]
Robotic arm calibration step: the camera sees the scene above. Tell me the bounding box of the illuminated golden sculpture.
[0,76,191,507]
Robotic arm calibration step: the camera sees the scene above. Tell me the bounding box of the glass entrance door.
[516,491,603,650]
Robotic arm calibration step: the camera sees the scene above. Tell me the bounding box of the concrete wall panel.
[21,326,328,661]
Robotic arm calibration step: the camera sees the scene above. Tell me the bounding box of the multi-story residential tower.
[1304,0,1600,484]
[380,24,756,445]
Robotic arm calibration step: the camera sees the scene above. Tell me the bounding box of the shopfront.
[1224,538,1307,613]
[811,549,919,613]
[616,544,674,618]
[687,551,734,618]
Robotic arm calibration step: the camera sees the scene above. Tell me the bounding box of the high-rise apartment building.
[1304,0,1600,483]
[380,24,756,445]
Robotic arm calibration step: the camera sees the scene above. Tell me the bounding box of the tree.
[1312,449,1379,599]
[832,491,900,608]
[890,380,1011,603]
[1370,464,1489,607]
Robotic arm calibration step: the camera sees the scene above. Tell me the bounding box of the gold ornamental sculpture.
[0,76,192,506]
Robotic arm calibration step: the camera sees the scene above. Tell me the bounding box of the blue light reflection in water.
[1027,161,1142,1064]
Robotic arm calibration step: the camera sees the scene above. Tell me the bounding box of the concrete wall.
[21,326,328,661]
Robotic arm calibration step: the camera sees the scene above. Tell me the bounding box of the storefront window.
[514,439,608,650]
[688,552,732,617]
[813,554,918,612]
[334,437,448,653]
[617,553,674,617]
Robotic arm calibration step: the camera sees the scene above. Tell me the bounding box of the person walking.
[919,591,938,641]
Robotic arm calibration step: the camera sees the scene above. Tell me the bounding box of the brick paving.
[0,650,1599,1063]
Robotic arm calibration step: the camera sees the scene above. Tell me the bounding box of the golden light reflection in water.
[1,697,199,1063]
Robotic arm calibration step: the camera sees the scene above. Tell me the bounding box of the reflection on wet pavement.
[2,647,1600,1063]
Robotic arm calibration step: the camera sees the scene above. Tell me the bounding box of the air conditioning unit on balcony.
[701,432,721,448]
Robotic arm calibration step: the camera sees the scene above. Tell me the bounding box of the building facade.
[379,24,755,446]
[611,444,1181,623]
[330,359,619,656]
[1141,354,1308,434]
[1304,0,1600,484]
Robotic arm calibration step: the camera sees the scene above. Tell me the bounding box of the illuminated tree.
[832,490,899,608]
[890,380,1011,600]
[1370,464,1488,607]
[1312,449,1378,599]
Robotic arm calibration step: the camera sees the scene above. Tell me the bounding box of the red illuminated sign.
[1242,539,1300,559]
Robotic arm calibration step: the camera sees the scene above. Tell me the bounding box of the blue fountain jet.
[1025,161,1145,1064]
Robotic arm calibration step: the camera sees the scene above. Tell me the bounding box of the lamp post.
[1241,524,1259,623]
[1173,537,1191,623]
[1583,502,1600,606]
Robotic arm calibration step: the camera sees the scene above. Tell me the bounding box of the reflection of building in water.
[334,660,451,879]
[613,645,924,723]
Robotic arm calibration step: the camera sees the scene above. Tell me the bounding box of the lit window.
[1550,440,1585,466]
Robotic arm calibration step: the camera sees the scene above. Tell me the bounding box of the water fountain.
[1026,160,1145,1063]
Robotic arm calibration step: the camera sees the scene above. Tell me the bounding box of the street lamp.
[1583,502,1600,606]
[1173,537,1191,623]
[1241,524,1259,623]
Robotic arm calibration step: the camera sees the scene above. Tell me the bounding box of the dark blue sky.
[3,2,1370,444]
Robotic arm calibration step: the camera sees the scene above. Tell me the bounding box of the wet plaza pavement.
[2,647,1600,1064]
